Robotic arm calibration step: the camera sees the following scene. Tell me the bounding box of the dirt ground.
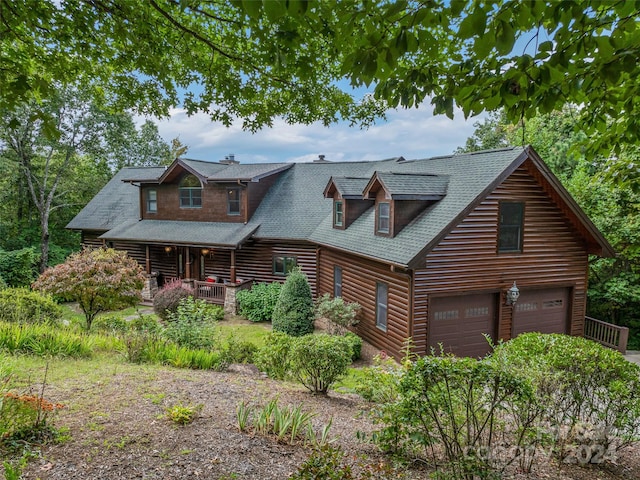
[16,361,640,480]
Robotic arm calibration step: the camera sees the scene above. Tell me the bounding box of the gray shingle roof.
[100,220,258,248]
[368,172,449,199]
[179,159,291,182]
[328,177,370,198]
[66,166,166,231]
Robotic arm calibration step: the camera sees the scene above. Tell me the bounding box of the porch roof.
[99,220,258,248]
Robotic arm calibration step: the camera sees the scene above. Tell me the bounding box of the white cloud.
[140,104,485,164]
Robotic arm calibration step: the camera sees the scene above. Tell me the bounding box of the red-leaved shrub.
[153,279,193,321]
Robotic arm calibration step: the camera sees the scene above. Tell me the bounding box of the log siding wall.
[412,165,589,355]
[318,248,411,360]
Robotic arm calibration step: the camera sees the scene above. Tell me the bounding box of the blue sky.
[147,102,485,164]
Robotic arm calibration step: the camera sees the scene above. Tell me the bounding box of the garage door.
[429,293,496,358]
[512,288,569,336]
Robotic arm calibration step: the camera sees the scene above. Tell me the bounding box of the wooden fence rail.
[584,316,629,354]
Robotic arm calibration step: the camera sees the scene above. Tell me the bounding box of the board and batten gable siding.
[317,248,412,360]
[412,163,589,356]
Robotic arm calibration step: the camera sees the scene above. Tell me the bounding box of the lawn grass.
[218,321,271,347]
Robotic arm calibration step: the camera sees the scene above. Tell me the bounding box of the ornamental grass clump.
[0,322,92,358]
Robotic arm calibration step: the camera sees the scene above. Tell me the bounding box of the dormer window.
[334,201,343,227]
[377,202,390,234]
[179,174,202,208]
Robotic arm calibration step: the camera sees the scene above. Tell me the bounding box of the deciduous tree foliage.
[2,1,638,153]
[32,248,146,330]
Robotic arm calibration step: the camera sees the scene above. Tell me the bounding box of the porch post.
[185,246,192,279]
[230,249,236,283]
[145,245,151,274]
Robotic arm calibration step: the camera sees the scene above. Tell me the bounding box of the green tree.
[32,248,146,331]
[2,2,638,154]
[272,268,314,337]
[0,85,174,270]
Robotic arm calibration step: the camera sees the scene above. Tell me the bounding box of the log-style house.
[67,146,615,359]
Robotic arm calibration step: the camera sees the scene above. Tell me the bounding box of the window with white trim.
[377,202,390,234]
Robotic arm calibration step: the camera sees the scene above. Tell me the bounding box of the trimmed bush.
[290,334,352,394]
[237,282,282,322]
[254,331,294,380]
[0,288,63,325]
[272,268,314,336]
[490,333,640,459]
[153,279,194,321]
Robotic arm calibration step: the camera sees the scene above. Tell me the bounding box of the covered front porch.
[100,219,260,313]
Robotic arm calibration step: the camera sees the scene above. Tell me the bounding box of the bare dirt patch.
[16,361,640,480]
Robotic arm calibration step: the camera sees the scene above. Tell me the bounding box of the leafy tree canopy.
[2,1,638,154]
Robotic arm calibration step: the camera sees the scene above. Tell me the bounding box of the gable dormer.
[363,172,448,237]
[323,177,374,229]
[127,158,292,223]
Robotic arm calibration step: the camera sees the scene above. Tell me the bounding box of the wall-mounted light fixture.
[505,281,520,306]
[201,248,214,258]
[164,246,174,256]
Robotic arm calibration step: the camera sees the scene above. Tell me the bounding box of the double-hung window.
[377,202,390,234]
[179,174,202,208]
[147,189,157,213]
[227,188,241,216]
[334,201,343,227]
[498,202,524,252]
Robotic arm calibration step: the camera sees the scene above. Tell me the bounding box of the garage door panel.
[512,288,569,336]
[429,294,496,358]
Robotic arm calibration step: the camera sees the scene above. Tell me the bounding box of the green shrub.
[314,294,361,335]
[254,331,294,380]
[490,333,640,460]
[353,354,402,403]
[290,334,352,394]
[343,332,362,361]
[222,333,258,364]
[237,282,282,322]
[0,288,62,325]
[130,314,163,336]
[0,247,38,287]
[272,268,314,336]
[153,279,194,321]
[0,276,6,290]
[93,314,130,334]
[163,297,221,349]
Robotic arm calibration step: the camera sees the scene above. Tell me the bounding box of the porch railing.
[584,316,629,354]
[193,281,225,305]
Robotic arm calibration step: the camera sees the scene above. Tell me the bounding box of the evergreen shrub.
[272,268,314,336]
